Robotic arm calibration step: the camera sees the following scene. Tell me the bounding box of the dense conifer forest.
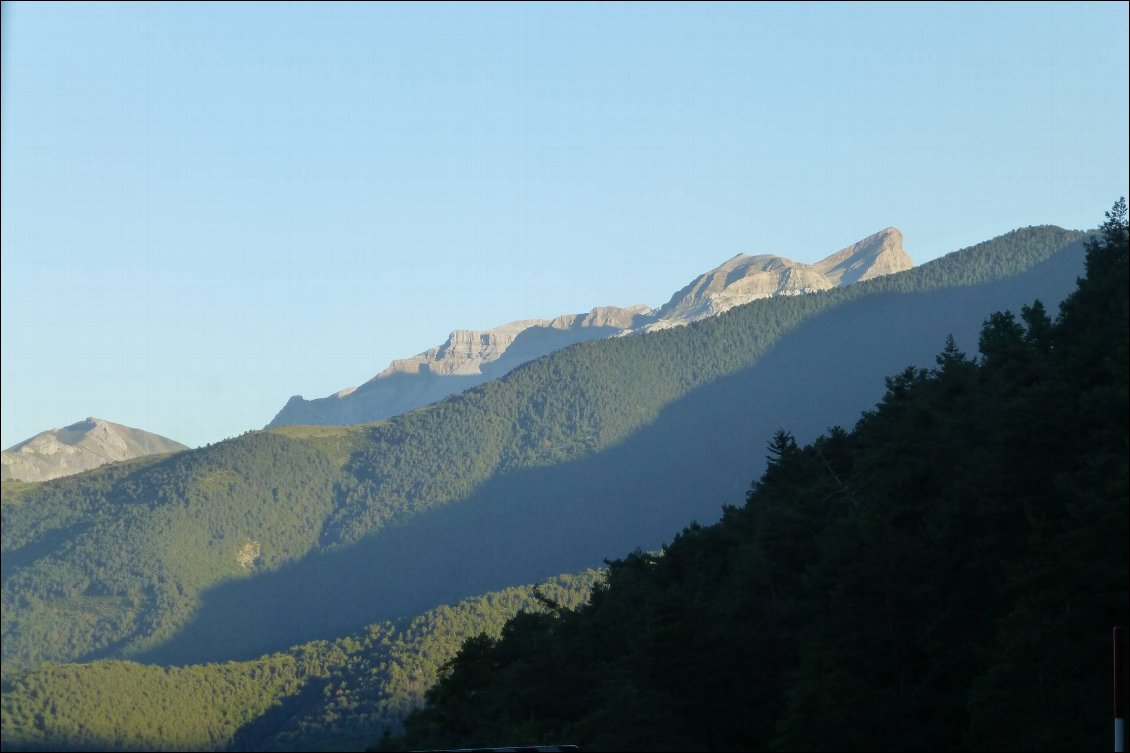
[393,201,1129,751]
[0,572,600,751]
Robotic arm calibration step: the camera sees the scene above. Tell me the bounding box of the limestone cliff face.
[268,229,912,428]
[643,227,912,331]
[1,418,188,482]
[379,305,652,379]
[813,227,912,286]
[267,305,653,427]
[643,255,835,331]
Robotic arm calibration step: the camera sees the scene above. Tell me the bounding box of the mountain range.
[268,227,912,427]
[1,224,1083,669]
[0,223,1098,753]
[1,418,187,483]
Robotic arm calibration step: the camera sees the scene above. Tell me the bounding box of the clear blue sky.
[2,2,1127,450]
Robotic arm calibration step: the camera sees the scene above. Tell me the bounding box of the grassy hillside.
[0,571,600,752]
[1,226,1086,669]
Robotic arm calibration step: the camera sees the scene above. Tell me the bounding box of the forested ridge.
[1,225,1085,670]
[395,202,1129,751]
[0,571,600,751]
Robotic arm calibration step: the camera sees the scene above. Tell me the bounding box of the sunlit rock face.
[268,228,913,427]
[2,418,188,482]
[641,228,912,331]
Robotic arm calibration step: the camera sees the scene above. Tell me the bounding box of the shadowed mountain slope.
[139,236,1084,666]
[397,205,1128,753]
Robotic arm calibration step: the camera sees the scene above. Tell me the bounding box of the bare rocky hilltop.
[644,227,910,329]
[268,228,912,427]
[1,418,188,483]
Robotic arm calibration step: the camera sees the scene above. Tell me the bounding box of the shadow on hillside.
[133,243,1085,666]
[226,676,332,751]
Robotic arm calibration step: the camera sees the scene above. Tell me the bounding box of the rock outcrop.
[643,227,912,331]
[268,305,653,427]
[1,418,188,483]
[268,229,912,427]
[813,227,912,285]
[236,540,262,570]
[378,305,651,379]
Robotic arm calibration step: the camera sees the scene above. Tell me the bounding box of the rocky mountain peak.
[813,227,911,286]
[374,304,653,380]
[268,228,914,427]
[2,419,188,482]
[641,228,913,332]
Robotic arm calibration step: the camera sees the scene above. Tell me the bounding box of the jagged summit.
[643,227,912,331]
[267,304,654,427]
[814,227,910,286]
[376,305,652,379]
[2,418,188,483]
[268,228,913,428]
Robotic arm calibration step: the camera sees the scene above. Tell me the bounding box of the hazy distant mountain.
[268,228,912,427]
[1,418,187,482]
[269,305,653,427]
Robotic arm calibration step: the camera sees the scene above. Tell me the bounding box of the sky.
[2,2,1128,450]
